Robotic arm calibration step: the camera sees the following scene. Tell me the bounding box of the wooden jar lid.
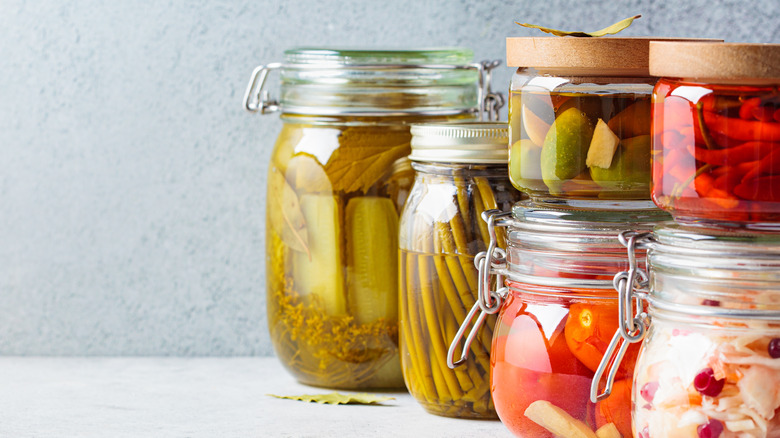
[506,37,716,77]
[649,42,780,83]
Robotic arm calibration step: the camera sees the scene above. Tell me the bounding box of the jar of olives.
[506,38,710,209]
[452,202,669,437]
[649,42,780,229]
[595,224,780,438]
[398,122,522,418]
[244,48,501,389]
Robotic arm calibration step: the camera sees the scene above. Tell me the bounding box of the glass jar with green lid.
[244,48,502,389]
[594,224,780,438]
[399,122,522,418]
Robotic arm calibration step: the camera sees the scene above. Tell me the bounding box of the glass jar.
[505,37,668,209]
[649,42,780,229]
[398,122,522,418]
[625,224,780,438]
[246,48,502,389]
[478,202,669,437]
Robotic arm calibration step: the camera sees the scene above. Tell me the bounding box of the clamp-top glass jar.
[452,202,669,437]
[398,122,522,418]
[649,42,780,229]
[245,48,502,389]
[506,38,711,209]
[598,225,780,437]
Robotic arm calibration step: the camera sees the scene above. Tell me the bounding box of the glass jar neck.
[410,161,508,178]
[648,223,780,322]
[279,113,469,127]
[506,201,668,289]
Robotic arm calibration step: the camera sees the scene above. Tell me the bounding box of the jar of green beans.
[398,123,523,418]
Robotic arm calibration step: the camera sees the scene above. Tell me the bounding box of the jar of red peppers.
[596,224,780,438]
[399,123,523,418]
[453,202,669,437]
[650,42,780,229]
[506,38,708,210]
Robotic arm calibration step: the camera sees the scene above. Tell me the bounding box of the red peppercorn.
[769,338,780,358]
[694,368,725,397]
[640,381,659,403]
[697,419,724,438]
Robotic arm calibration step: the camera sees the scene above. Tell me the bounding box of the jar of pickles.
[458,202,669,437]
[649,42,780,229]
[506,38,712,209]
[398,122,522,418]
[598,224,780,438]
[245,48,502,389]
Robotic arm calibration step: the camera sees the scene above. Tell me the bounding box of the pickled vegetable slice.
[346,197,399,325]
[293,194,346,315]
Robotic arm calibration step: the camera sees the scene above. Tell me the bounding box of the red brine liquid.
[652,79,780,226]
[490,282,639,438]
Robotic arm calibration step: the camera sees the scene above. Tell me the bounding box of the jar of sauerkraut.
[244,48,502,389]
[595,224,780,438]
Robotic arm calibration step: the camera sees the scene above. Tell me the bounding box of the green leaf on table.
[268,392,395,405]
[515,15,641,37]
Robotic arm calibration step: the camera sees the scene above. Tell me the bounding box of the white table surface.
[0,356,512,437]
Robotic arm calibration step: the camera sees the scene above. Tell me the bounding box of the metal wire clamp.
[447,209,511,369]
[590,231,654,403]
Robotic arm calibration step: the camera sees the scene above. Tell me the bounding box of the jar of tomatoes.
[650,42,780,229]
[506,38,712,209]
[399,122,522,418]
[245,48,502,389]
[597,224,780,438]
[455,202,669,437]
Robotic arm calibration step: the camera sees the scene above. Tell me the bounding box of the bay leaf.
[324,128,411,194]
[516,15,641,37]
[268,392,395,405]
[267,167,310,257]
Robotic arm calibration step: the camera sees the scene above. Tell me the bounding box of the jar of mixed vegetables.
[244,48,501,389]
[597,224,780,438]
[458,202,668,437]
[506,38,711,209]
[398,122,522,418]
[649,42,780,229]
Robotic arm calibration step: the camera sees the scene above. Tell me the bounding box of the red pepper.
[703,111,780,142]
[695,172,716,197]
[654,96,694,138]
[691,141,777,166]
[742,148,780,181]
[752,106,777,122]
[734,175,780,202]
[740,97,762,120]
[774,108,780,123]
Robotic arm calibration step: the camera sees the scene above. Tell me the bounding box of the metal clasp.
[447,209,511,369]
[243,63,282,114]
[476,60,505,122]
[590,231,654,403]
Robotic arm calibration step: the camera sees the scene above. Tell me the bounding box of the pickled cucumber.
[293,194,346,316]
[346,196,399,325]
[541,108,594,192]
[590,135,651,185]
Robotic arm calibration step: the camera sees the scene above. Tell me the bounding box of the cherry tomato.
[564,303,639,379]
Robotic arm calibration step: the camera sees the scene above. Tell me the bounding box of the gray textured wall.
[1,0,778,356]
